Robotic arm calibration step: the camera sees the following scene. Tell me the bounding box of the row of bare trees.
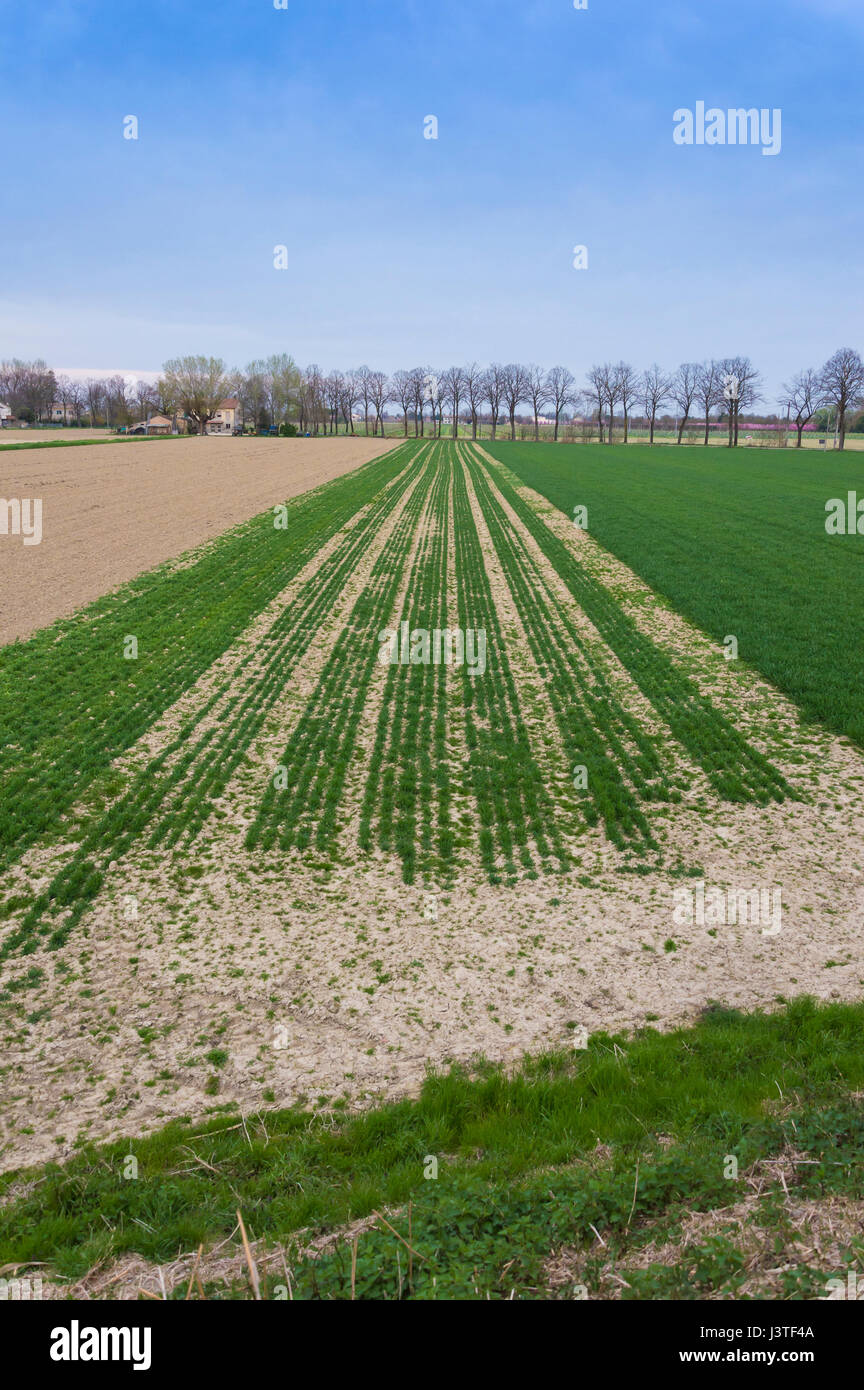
[289,351,864,450]
[5,348,863,448]
[781,349,864,450]
[584,358,764,448]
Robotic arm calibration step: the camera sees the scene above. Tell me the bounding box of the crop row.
[467,446,793,807]
[0,441,429,956]
[449,446,571,882]
[245,452,439,856]
[463,445,669,854]
[0,440,421,877]
[358,446,454,883]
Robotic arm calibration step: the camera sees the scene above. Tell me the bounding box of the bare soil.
[0,436,396,645]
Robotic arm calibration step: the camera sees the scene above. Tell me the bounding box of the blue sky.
[0,0,861,399]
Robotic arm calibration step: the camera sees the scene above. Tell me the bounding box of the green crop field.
[0,439,800,964]
[486,441,864,748]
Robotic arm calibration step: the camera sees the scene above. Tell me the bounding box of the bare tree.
[407,367,427,436]
[463,362,485,440]
[369,371,391,437]
[718,356,762,447]
[297,366,321,434]
[602,363,623,444]
[82,377,106,428]
[586,365,608,443]
[324,371,344,434]
[780,368,823,449]
[545,366,575,441]
[392,369,413,437]
[139,380,159,422]
[53,373,76,425]
[614,362,639,442]
[355,365,373,436]
[524,364,549,442]
[440,366,465,440]
[425,370,444,438]
[2,359,58,423]
[672,363,700,444]
[502,363,528,441]
[0,360,34,419]
[695,361,723,445]
[240,361,269,433]
[642,364,673,445]
[339,370,362,436]
[304,365,328,435]
[65,377,86,425]
[105,374,135,429]
[820,348,864,451]
[483,364,507,441]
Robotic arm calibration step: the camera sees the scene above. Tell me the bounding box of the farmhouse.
[206,398,243,434]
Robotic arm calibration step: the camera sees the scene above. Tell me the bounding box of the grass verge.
[1,996,862,1299]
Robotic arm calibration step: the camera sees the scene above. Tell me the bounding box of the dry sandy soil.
[0,435,396,645]
[0,428,114,443]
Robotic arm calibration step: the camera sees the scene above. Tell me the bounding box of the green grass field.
[486,441,864,748]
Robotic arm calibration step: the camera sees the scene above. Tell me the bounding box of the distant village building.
[127,414,176,436]
[206,399,243,434]
[0,402,12,426]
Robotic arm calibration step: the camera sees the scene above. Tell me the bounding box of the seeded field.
[0,434,396,644]
[1,438,863,1174]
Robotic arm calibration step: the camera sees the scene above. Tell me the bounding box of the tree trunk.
[649,415,655,445]
[703,415,710,445]
[677,413,689,444]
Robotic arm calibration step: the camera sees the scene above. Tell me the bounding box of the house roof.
[219,398,240,410]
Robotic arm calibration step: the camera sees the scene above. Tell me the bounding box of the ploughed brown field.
[0,435,397,646]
